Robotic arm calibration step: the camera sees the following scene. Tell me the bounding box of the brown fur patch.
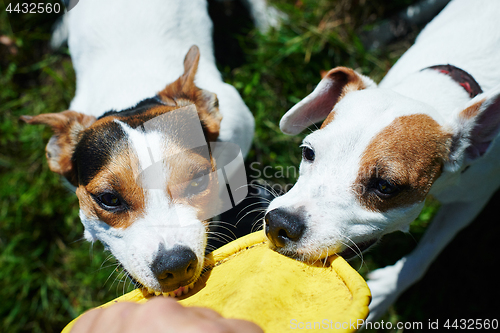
[459,98,485,119]
[76,186,99,220]
[320,67,367,129]
[355,114,452,212]
[320,111,336,129]
[76,146,146,229]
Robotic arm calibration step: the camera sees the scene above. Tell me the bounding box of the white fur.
[67,0,254,157]
[267,0,500,322]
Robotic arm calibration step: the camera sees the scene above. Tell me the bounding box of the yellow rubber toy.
[62,231,370,332]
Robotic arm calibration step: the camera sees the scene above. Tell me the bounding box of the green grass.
[0,7,134,332]
[2,0,497,332]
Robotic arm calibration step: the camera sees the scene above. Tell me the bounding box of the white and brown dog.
[22,0,255,297]
[264,0,500,321]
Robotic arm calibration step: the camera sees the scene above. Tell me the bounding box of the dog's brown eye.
[302,146,315,162]
[98,193,122,208]
[374,179,399,197]
[187,173,209,196]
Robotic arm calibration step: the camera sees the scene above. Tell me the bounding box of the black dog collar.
[424,64,483,98]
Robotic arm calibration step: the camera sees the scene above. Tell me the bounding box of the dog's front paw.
[366,259,406,322]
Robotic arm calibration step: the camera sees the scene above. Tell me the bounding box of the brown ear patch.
[355,114,452,212]
[21,111,96,186]
[157,45,222,142]
[459,98,485,120]
[327,67,367,100]
[195,90,222,143]
[319,67,367,130]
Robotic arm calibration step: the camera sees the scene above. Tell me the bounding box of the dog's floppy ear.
[20,111,96,186]
[447,86,500,168]
[280,67,376,135]
[158,45,222,142]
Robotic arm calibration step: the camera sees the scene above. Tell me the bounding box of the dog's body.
[23,0,254,296]
[264,0,500,321]
[68,0,253,152]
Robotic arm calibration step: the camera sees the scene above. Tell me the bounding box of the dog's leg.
[366,197,491,322]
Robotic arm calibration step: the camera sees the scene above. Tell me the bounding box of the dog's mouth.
[338,238,378,260]
[145,282,197,297]
[123,267,201,298]
[277,238,379,262]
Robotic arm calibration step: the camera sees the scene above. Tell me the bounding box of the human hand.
[70,297,264,333]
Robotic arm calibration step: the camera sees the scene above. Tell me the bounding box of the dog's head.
[265,66,500,261]
[21,46,224,295]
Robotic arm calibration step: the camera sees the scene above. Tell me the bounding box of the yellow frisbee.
[62,231,370,332]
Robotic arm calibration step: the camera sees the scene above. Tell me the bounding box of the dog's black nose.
[265,208,306,248]
[152,246,198,288]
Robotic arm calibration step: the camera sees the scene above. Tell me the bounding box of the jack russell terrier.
[21,0,255,297]
[264,0,500,321]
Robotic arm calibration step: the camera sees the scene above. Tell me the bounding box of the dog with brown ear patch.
[21,0,254,297]
[264,0,500,322]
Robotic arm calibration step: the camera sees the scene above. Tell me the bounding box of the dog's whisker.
[341,236,364,271]
[117,268,129,283]
[235,208,267,227]
[206,235,226,245]
[262,183,281,198]
[103,262,122,289]
[251,217,265,233]
[114,271,127,295]
[122,270,134,295]
[205,243,218,251]
[206,234,229,243]
[249,182,279,198]
[97,263,121,271]
[207,233,236,243]
[109,271,121,294]
[206,218,234,226]
[208,225,237,240]
[322,253,329,268]
[302,114,320,134]
[243,182,279,199]
[207,221,235,229]
[123,274,131,294]
[70,237,86,245]
[246,195,273,205]
[98,254,117,270]
[110,270,124,292]
[207,231,236,243]
[235,200,269,219]
[121,272,126,295]
[238,204,268,216]
[341,237,361,259]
